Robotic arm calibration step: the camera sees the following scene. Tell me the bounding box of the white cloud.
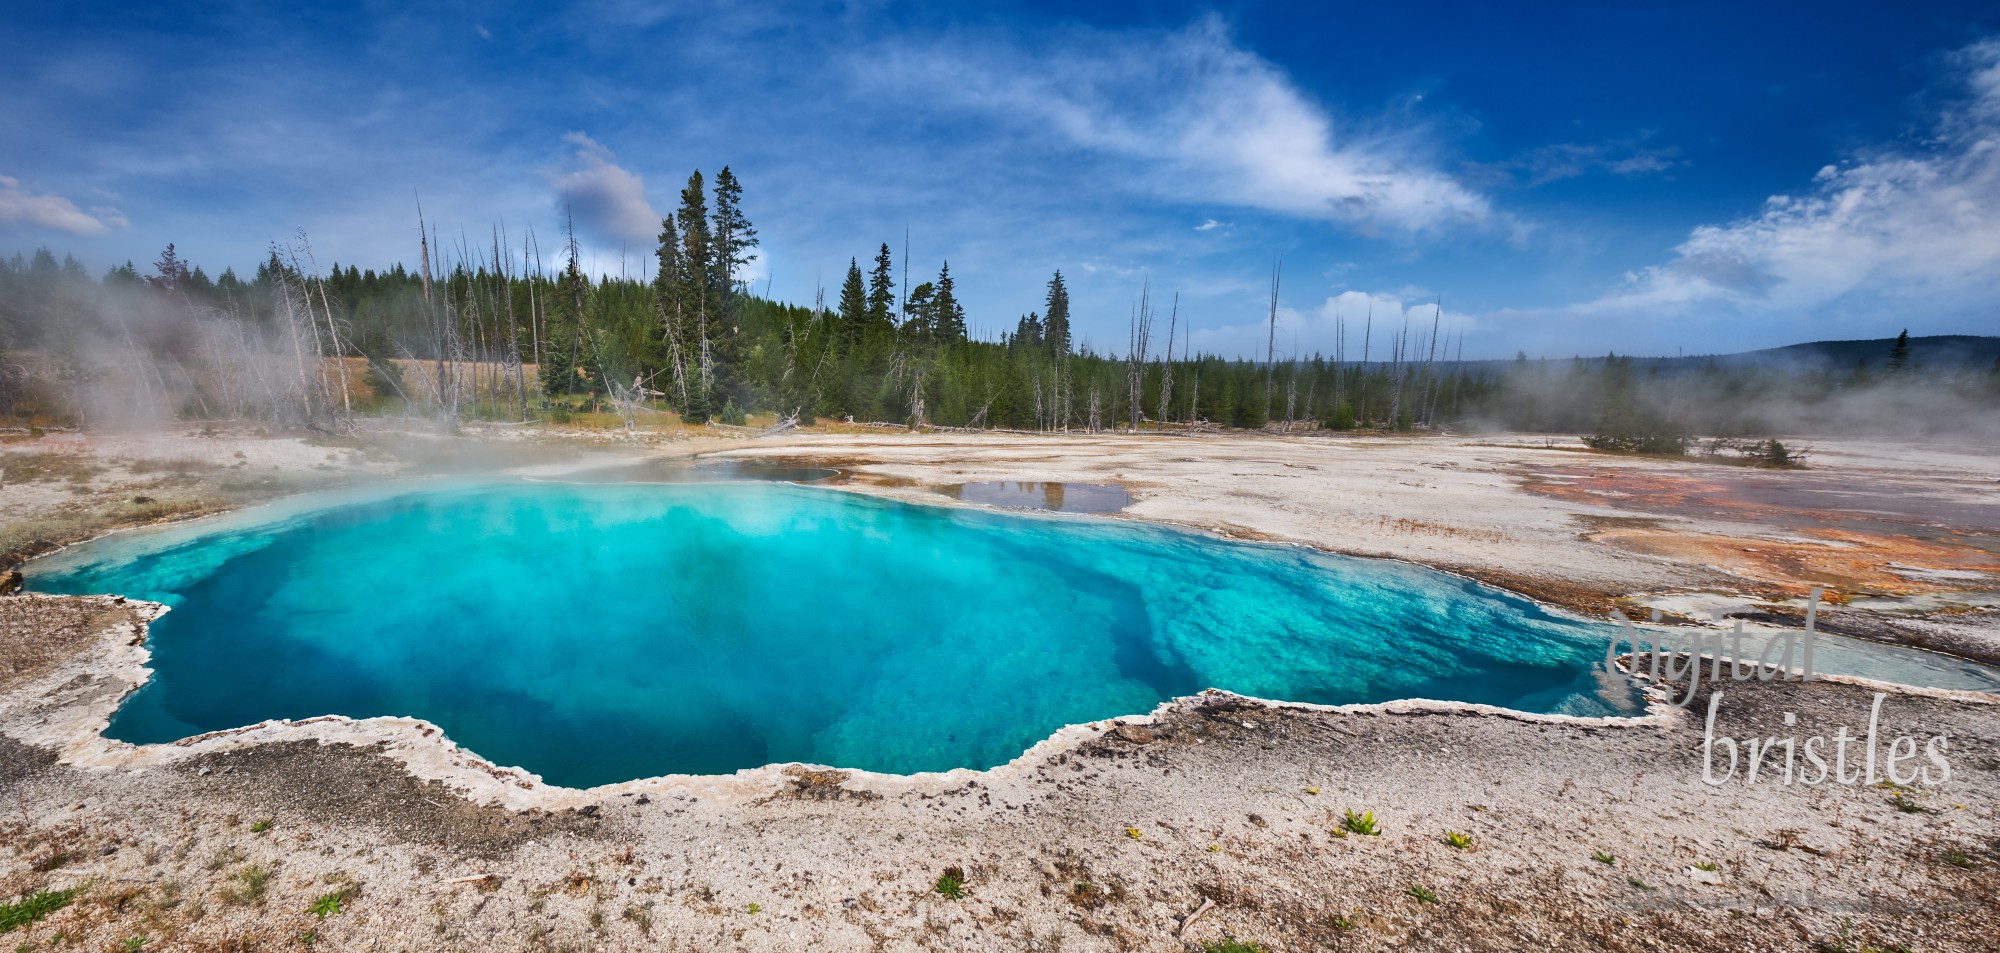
[546,133,662,248]
[0,174,129,235]
[1571,39,2000,327]
[475,24,493,40]
[867,16,1490,234]
[1194,218,1224,232]
[1188,289,1475,360]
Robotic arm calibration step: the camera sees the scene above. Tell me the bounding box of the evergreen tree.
[903,282,936,337]
[1888,328,1910,372]
[837,259,868,349]
[146,243,190,294]
[866,243,896,330]
[652,213,691,408]
[675,172,718,422]
[708,168,758,408]
[709,166,758,301]
[933,262,966,343]
[1013,312,1044,349]
[1043,270,1071,355]
[540,232,591,397]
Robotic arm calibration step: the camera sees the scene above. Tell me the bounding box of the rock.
[0,568,20,595]
[1113,724,1156,744]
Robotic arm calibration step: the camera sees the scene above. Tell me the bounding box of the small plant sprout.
[747,902,761,914]
[310,892,342,919]
[1200,939,1269,953]
[1126,826,1143,840]
[119,938,146,953]
[0,887,80,932]
[1341,809,1381,836]
[1305,786,1320,795]
[1443,831,1472,850]
[250,818,273,834]
[933,867,967,900]
[1890,792,1934,815]
[1207,844,1222,853]
[1592,851,1616,866]
[222,864,272,905]
[1694,860,1720,872]
[1405,884,1439,904]
[1627,876,1653,890]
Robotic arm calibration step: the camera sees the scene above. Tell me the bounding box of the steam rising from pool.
[35,481,1652,786]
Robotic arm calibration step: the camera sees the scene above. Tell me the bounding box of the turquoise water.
[31,481,1655,787]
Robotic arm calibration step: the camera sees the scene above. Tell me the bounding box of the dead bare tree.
[1262,260,1281,421]
[1156,292,1178,428]
[1126,283,1154,431]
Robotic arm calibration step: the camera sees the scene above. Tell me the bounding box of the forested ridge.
[3,169,1997,441]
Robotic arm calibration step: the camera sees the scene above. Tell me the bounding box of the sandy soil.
[3,425,1998,951]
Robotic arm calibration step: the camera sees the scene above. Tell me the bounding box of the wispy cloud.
[0,174,129,235]
[546,133,661,248]
[1462,135,1681,188]
[1488,39,2000,354]
[1194,218,1225,232]
[864,16,1491,235]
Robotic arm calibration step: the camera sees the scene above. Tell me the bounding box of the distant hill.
[1443,335,2000,373]
[1702,334,2000,372]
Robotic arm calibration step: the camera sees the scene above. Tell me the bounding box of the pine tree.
[1014,312,1044,349]
[146,243,190,294]
[866,243,896,330]
[1888,329,1910,372]
[933,262,966,342]
[676,172,717,422]
[1043,271,1071,355]
[837,259,868,349]
[652,213,691,407]
[903,282,936,339]
[709,166,758,301]
[540,230,590,398]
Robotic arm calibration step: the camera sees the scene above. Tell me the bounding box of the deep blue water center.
[35,481,1641,787]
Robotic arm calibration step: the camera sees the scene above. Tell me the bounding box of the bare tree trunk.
[1263,260,1281,422]
[1359,305,1373,426]
[1156,292,1177,428]
[1421,297,1441,428]
[1126,284,1153,431]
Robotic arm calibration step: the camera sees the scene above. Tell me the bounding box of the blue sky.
[4,1,1998,358]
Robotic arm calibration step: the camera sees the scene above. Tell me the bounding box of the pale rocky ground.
[2,425,1998,952]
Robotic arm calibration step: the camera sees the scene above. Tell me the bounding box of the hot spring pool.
[31,480,1994,788]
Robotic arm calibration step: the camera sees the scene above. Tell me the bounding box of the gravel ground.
[3,427,1998,951]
